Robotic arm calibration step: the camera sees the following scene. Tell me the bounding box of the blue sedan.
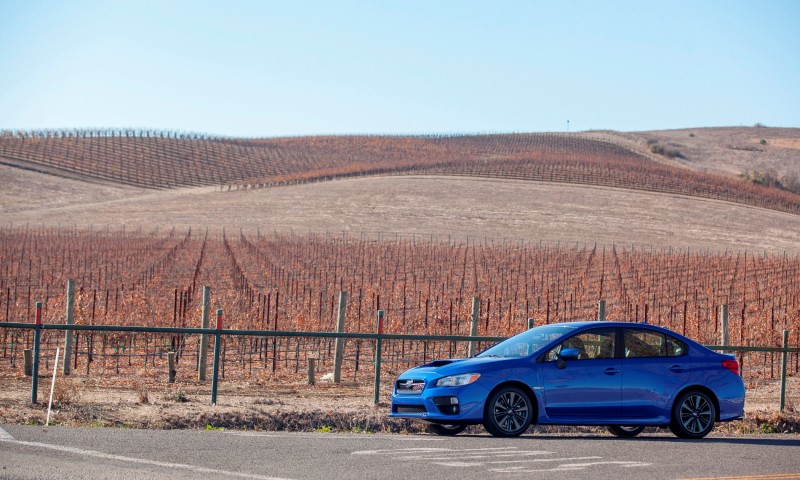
[389,321,745,438]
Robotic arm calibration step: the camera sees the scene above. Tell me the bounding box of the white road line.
[559,461,652,469]
[490,460,652,473]
[0,427,14,441]
[435,456,602,468]
[400,451,552,461]
[228,432,365,440]
[226,432,445,441]
[353,447,524,456]
[1,438,295,480]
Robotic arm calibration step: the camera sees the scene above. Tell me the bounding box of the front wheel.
[606,425,645,437]
[427,423,467,436]
[483,386,533,437]
[670,390,716,439]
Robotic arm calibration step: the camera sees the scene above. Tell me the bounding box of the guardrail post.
[31,302,42,405]
[468,297,480,357]
[373,310,384,405]
[333,291,347,383]
[198,286,210,381]
[211,309,222,406]
[63,279,74,376]
[780,329,789,412]
[597,300,606,321]
[527,318,535,329]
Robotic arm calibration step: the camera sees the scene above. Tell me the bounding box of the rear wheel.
[483,386,533,437]
[427,423,467,436]
[669,390,716,439]
[606,425,645,437]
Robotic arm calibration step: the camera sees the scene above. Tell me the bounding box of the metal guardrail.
[2,312,797,411]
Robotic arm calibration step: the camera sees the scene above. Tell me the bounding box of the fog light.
[433,396,460,415]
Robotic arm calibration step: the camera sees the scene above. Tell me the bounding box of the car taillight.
[722,359,739,375]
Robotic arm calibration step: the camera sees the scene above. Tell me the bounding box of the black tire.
[669,390,716,439]
[483,386,533,437]
[427,423,467,436]
[606,425,645,438]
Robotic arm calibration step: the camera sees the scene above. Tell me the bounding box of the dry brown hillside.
[614,127,800,186]
[2,128,800,214]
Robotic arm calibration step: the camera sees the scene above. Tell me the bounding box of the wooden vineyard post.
[23,349,33,376]
[168,351,176,383]
[333,291,347,383]
[308,356,316,385]
[719,305,729,347]
[468,296,480,357]
[198,286,210,381]
[63,279,74,376]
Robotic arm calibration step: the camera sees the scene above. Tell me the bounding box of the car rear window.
[624,328,686,358]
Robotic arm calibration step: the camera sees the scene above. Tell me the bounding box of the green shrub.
[167,389,189,403]
[758,423,777,434]
[739,170,782,189]
[650,144,685,159]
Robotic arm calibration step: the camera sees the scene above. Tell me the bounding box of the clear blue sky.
[1,0,798,137]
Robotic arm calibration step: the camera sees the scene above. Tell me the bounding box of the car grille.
[394,405,427,414]
[395,379,426,395]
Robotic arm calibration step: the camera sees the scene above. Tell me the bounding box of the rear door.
[620,327,690,419]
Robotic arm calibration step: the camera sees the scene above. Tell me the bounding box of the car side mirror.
[557,348,580,369]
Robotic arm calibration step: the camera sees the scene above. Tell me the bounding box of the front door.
[541,328,621,418]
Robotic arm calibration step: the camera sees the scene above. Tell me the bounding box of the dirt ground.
[1,370,797,435]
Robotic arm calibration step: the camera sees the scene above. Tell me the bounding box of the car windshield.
[477,324,577,358]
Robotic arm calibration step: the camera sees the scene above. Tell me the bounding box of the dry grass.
[51,377,82,408]
[4,175,800,254]
[1,373,797,435]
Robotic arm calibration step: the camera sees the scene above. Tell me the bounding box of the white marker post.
[46,347,61,426]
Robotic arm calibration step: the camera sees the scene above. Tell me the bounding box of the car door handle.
[669,365,686,373]
[603,368,620,375]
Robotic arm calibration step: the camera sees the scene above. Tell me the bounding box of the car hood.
[402,356,509,376]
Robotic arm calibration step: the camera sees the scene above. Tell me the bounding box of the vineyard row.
[2,226,799,349]
[2,131,799,214]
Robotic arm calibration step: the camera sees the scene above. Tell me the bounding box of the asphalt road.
[1,425,799,480]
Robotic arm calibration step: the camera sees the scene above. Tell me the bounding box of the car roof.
[555,321,673,330]
[557,321,635,326]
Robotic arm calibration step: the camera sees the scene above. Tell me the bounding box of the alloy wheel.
[484,387,532,437]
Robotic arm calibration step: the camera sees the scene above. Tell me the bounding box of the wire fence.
[1,320,797,412]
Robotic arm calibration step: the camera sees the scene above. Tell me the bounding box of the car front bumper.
[389,380,489,423]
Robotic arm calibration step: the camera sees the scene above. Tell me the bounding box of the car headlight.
[435,373,480,387]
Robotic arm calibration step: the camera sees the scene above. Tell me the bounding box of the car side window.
[624,329,687,358]
[665,335,687,357]
[545,328,616,361]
